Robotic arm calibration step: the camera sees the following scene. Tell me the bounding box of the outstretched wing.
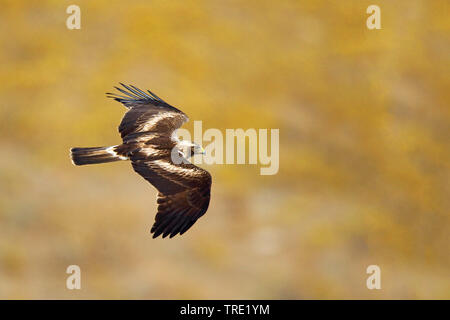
[107,83,188,143]
[131,158,212,238]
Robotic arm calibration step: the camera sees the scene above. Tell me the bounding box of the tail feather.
[70,146,127,166]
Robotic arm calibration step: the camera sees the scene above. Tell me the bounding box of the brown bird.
[70,84,211,238]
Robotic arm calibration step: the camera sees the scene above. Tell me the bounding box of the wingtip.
[150,228,181,239]
[151,229,162,239]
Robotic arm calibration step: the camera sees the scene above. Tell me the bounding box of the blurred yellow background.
[0,0,448,299]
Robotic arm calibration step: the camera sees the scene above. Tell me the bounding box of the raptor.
[70,84,211,238]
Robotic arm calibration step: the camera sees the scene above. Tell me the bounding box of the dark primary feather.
[107,83,188,143]
[106,83,183,112]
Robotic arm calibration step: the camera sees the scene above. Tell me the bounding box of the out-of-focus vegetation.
[0,0,449,299]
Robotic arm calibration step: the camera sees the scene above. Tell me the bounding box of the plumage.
[71,84,211,238]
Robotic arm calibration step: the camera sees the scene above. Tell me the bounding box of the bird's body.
[70,84,211,238]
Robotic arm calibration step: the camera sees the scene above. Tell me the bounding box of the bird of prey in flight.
[70,84,211,238]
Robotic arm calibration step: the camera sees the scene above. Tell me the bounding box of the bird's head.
[189,142,206,157]
[177,140,205,158]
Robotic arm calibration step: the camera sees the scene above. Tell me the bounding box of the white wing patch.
[153,159,204,178]
[142,113,167,131]
[140,146,167,158]
[142,111,184,132]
